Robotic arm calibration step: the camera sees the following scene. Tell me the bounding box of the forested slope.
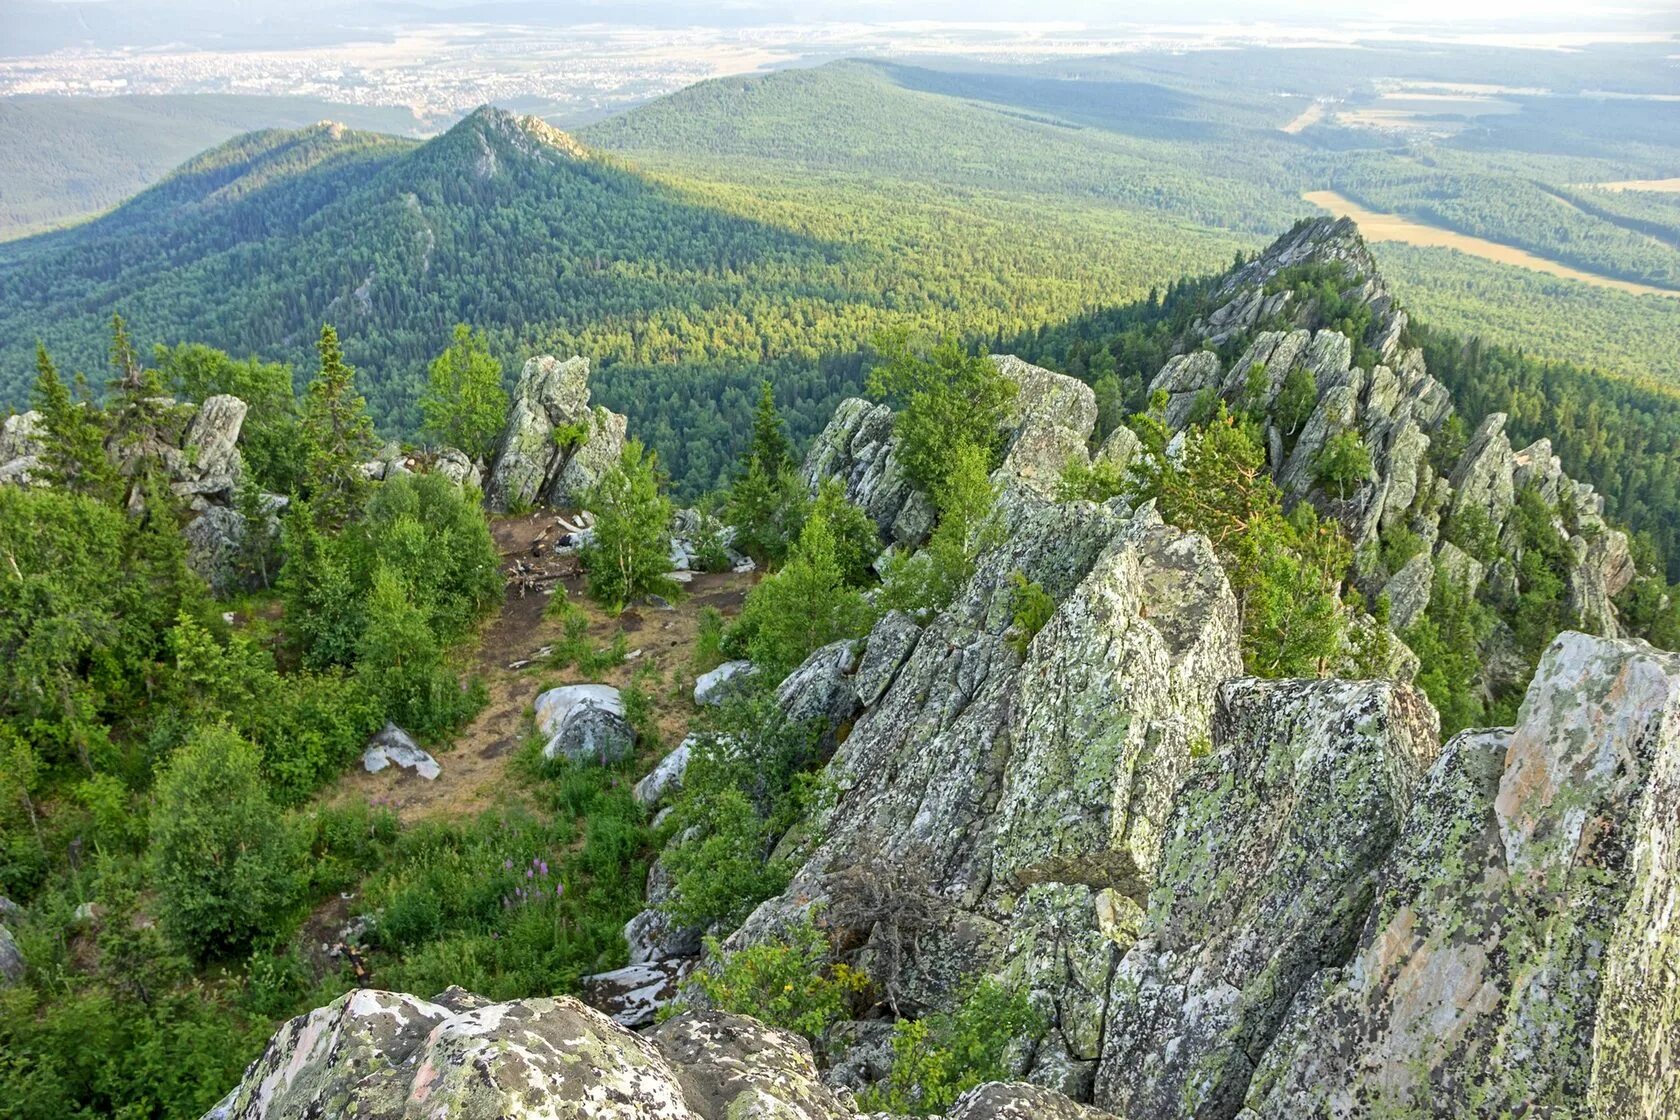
[0,94,436,240]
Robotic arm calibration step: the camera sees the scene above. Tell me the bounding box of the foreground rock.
[208,991,1042,1119]
[536,683,636,763]
[485,354,628,511]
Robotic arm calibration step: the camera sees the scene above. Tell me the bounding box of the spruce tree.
[30,343,120,503]
[301,324,377,528]
[103,314,171,487]
[745,380,794,477]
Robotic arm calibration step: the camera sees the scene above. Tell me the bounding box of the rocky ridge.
[205,227,1676,1118]
[1150,217,1634,653]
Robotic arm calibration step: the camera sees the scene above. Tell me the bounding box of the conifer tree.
[745,380,794,477]
[301,324,377,528]
[103,314,171,486]
[30,342,119,502]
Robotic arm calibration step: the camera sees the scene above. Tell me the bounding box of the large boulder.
[485,355,628,511]
[536,684,636,763]
[800,397,937,550]
[695,660,756,707]
[0,410,42,463]
[214,990,1056,1120]
[1244,632,1680,1119]
[168,394,247,502]
[649,1010,854,1120]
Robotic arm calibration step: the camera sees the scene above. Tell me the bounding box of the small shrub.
[858,979,1045,1115]
[691,914,868,1043]
[1314,429,1372,499]
[1005,572,1055,657]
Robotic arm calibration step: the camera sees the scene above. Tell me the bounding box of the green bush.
[691,914,868,1043]
[731,508,872,681]
[661,696,826,929]
[1314,429,1373,499]
[867,332,1017,497]
[149,725,305,960]
[859,979,1045,1115]
[1006,572,1055,657]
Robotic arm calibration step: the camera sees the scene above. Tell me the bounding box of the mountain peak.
[455,105,589,163]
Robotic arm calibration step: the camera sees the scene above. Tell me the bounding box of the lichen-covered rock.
[536,683,635,763]
[0,409,42,463]
[776,640,862,746]
[852,609,921,708]
[0,924,23,985]
[485,355,628,511]
[729,495,1244,1085]
[650,1010,854,1119]
[695,659,757,706]
[1244,632,1680,1119]
[1095,677,1439,1120]
[945,1082,1123,1120]
[431,446,483,490]
[1381,549,1433,632]
[169,394,247,501]
[1447,412,1516,530]
[801,397,933,550]
[635,737,694,807]
[215,989,455,1118]
[581,959,692,1029]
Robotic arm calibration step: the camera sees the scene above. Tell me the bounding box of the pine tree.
[103,314,171,487]
[30,343,119,502]
[300,324,377,528]
[744,379,794,477]
[419,323,508,462]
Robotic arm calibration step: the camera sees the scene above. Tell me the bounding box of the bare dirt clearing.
[327,510,757,824]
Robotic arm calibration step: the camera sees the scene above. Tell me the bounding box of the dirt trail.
[329,511,756,823]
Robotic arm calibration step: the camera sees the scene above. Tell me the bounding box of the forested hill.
[0,107,841,435]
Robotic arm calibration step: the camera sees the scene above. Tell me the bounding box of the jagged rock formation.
[485,354,628,512]
[1145,217,1634,647]
[799,354,1098,550]
[1240,631,1680,1119]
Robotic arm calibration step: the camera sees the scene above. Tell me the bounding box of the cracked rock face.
[1244,631,1680,1119]
[486,355,628,511]
[1094,677,1440,1120]
[727,492,1242,1092]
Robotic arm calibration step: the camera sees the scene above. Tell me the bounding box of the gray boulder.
[485,355,628,511]
[775,639,863,745]
[650,1010,854,1120]
[634,737,694,807]
[431,446,482,490]
[695,660,756,706]
[361,722,440,781]
[0,924,22,986]
[0,410,42,463]
[169,394,247,501]
[946,1082,1123,1120]
[536,683,635,763]
[1381,549,1434,632]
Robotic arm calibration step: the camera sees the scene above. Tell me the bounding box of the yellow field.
[1303,190,1680,299]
